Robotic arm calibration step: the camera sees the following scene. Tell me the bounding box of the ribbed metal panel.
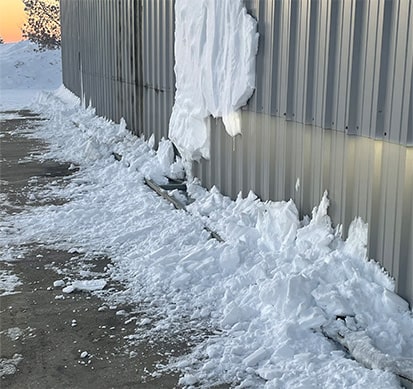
[60,0,174,139]
[243,0,413,145]
[60,0,412,305]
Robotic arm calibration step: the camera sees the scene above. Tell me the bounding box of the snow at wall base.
[1,43,413,388]
[0,84,411,388]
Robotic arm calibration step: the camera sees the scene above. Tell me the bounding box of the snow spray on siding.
[169,0,259,161]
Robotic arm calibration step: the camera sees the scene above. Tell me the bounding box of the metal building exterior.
[60,0,413,306]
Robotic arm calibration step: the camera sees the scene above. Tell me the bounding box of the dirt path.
[0,111,185,388]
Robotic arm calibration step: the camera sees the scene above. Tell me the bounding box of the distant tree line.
[22,0,61,50]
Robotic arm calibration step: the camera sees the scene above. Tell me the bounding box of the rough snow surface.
[2,43,413,388]
[169,0,258,160]
[0,41,61,109]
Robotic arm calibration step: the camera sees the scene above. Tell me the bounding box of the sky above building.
[0,0,27,42]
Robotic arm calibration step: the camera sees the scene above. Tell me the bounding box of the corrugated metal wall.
[60,0,175,141]
[60,0,413,305]
[243,0,413,145]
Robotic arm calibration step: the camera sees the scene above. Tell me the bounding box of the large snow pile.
[1,43,413,388]
[169,0,258,160]
[0,40,61,109]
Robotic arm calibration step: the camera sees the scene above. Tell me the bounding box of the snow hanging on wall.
[169,0,259,161]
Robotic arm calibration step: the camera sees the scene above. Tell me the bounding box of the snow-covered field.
[0,41,61,110]
[1,41,412,388]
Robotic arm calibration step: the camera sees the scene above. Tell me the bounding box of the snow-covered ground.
[0,41,61,110]
[1,41,412,388]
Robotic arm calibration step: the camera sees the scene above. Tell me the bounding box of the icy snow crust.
[2,44,413,388]
[169,0,258,160]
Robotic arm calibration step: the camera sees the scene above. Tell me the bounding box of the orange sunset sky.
[0,0,27,42]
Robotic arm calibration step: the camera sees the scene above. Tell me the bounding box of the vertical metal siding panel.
[168,0,176,133]
[400,1,412,145]
[214,120,225,194]
[260,0,275,115]
[360,0,378,138]
[270,0,282,116]
[159,0,165,142]
[390,0,410,144]
[259,119,271,200]
[279,0,291,118]
[286,0,298,121]
[256,0,267,114]
[408,71,413,145]
[294,0,309,124]
[110,0,116,121]
[100,0,105,115]
[347,0,366,135]
[122,0,128,126]
[137,0,144,137]
[149,1,156,141]
[130,0,137,133]
[119,0,125,123]
[379,144,404,276]
[398,149,413,302]
[314,0,329,128]
[108,0,113,120]
[324,0,339,129]
[166,0,175,139]
[126,0,132,128]
[142,1,149,139]
[305,0,318,125]
[115,0,121,123]
[335,0,353,132]
[375,0,394,140]
[106,0,111,119]
[309,124,324,208]
[155,0,162,142]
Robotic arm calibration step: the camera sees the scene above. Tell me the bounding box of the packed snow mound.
[169,0,259,160]
[0,41,61,90]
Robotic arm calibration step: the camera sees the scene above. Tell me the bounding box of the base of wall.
[193,111,413,306]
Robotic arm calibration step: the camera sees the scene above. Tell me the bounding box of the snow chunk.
[169,0,259,160]
[157,138,175,175]
[53,279,65,288]
[63,279,106,293]
[243,347,270,367]
[62,285,75,294]
[0,354,23,377]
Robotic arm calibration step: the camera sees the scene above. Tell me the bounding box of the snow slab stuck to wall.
[169,0,259,161]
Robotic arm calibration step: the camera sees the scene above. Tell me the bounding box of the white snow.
[53,279,65,288]
[0,269,22,296]
[169,0,259,160]
[62,279,106,293]
[0,41,61,110]
[1,42,413,388]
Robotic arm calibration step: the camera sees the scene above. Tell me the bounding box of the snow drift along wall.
[60,0,413,307]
